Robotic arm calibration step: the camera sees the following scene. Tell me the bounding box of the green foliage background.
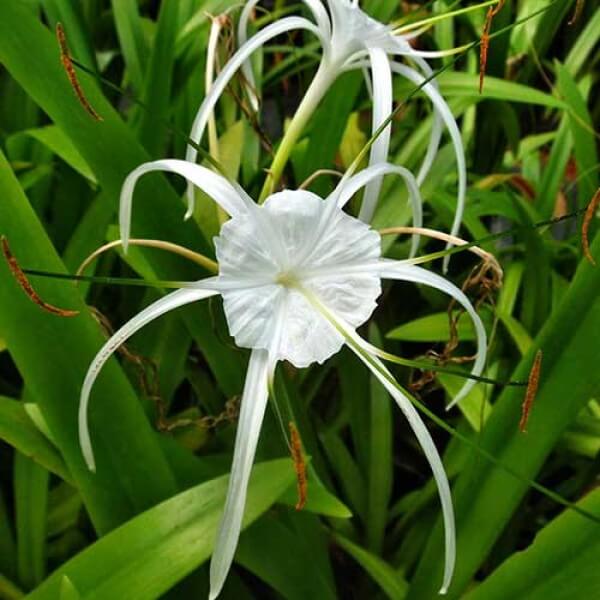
[0,0,598,598]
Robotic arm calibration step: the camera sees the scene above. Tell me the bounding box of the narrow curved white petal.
[208,348,271,600]
[332,163,422,256]
[409,55,444,187]
[301,294,455,594]
[78,285,219,472]
[391,61,467,271]
[353,349,455,594]
[377,260,487,407]
[358,47,393,223]
[185,16,325,207]
[237,0,263,112]
[302,0,332,37]
[209,289,288,600]
[119,160,252,250]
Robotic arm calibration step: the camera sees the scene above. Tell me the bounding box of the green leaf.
[0,1,245,395]
[237,514,338,600]
[24,126,96,183]
[564,9,600,77]
[0,148,178,534]
[133,0,178,155]
[387,311,477,342]
[110,0,148,93]
[59,576,81,600]
[279,478,352,519]
[27,459,295,600]
[15,453,49,589]
[366,325,393,553]
[333,533,408,600]
[465,489,600,600]
[395,72,564,110]
[43,0,96,71]
[555,64,598,207]
[0,396,70,482]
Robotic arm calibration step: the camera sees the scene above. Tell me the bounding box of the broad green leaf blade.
[237,514,338,600]
[394,72,564,109]
[0,2,245,394]
[27,459,295,600]
[15,452,49,589]
[408,234,600,598]
[387,311,477,342]
[0,148,178,533]
[24,126,96,183]
[465,489,600,600]
[110,0,148,93]
[278,479,352,518]
[43,0,96,72]
[133,0,178,155]
[60,576,81,600]
[555,64,598,207]
[333,533,408,600]
[564,9,600,77]
[0,396,70,482]
[366,325,393,553]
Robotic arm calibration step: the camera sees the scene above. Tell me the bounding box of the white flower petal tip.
[214,189,382,368]
[78,287,219,472]
[209,349,271,600]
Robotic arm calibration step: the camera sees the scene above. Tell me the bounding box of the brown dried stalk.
[289,421,308,511]
[519,350,542,433]
[56,23,102,121]
[582,188,600,266]
[568,0,584,25]
[479,0,506,93]
[1,236,79,317]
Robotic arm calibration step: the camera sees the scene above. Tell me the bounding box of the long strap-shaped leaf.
[0,149,177,534]
[0,1,245,395]
[26,460,295,600]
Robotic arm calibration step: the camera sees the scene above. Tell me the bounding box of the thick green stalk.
[259,61,338,201]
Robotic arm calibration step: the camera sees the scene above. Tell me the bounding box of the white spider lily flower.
[79,159,487,599]
[185,0,468,244]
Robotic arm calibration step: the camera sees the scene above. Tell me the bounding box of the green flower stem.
[259,61,338,202]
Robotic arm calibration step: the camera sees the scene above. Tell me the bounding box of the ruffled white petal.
[185,16,325,208]
[390,61,467,271]
[332,163,423,256]
[78,285,219,472]
[119,160,251,250]
[216,190,381,367]
[358,47,393,223]
[208,348,271,600]
[377,260,487,407]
